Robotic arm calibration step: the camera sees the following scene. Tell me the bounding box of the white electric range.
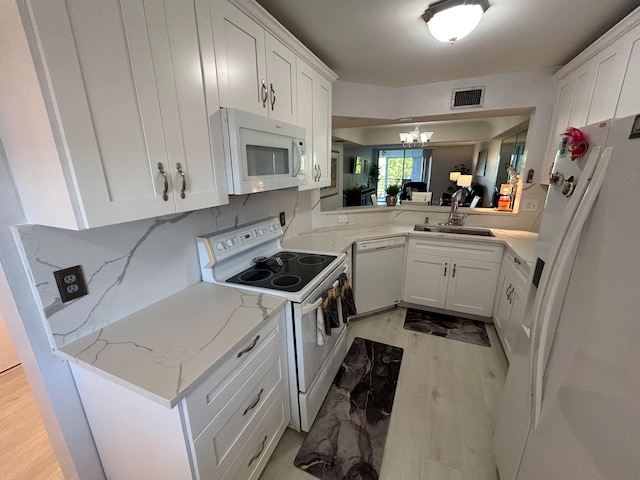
[196,218,348,431]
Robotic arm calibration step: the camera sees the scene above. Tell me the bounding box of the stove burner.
[271,275,302,288]
[224,250,338,293]
[239,269,273,282]
[298,255,327,265]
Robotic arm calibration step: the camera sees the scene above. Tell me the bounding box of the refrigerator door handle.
[530,146,614,429]
[526,145,602,416]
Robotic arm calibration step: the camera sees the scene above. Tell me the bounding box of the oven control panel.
[196,217,284,264]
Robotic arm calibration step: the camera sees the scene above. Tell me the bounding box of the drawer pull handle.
[443,262,448,277]
[243,388,264,416]
[514,257,522,265]
[248,435,268,467]
[237,335,260,358]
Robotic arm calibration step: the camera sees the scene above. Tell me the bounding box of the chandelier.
[399,124,434,147]
[422,0,490,44]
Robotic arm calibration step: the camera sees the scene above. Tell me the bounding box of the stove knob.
[225,238,234,248]
[268,224,277,232]
[256,228,264,236]
[215,241,225,251]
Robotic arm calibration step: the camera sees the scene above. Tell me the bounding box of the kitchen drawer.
[505,248,530,287]
[231,394,289,480]
[196,341,286,464]
[184,308,284,439]
[192,386,289,480]
[408,237,503,263]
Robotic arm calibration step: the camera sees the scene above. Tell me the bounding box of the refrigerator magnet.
[562,176,576,197]
[629,114,640,139]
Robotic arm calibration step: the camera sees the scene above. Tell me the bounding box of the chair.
[399,182,428,200]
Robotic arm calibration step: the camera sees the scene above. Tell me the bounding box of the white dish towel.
[316,305,327,345]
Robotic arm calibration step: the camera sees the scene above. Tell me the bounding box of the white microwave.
[214,107,305,195]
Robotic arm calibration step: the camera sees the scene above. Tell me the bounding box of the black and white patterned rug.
[294,337,404,480]
[403,308,491,347]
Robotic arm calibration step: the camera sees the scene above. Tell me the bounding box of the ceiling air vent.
[451,86,485,109]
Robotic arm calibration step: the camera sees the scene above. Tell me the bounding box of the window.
[376,149,430,203]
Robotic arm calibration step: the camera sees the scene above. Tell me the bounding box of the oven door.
[293,261,349,431]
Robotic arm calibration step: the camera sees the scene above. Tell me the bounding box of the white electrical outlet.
[522,199,539,211]
[338,215,348,224]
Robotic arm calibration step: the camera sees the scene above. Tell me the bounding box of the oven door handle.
[299,263,349,316]
[301,278,339,316]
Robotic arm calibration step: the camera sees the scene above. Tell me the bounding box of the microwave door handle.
[292,140,303,177]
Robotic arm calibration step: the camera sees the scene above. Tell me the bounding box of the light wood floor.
[0,365,63,480]
[260,307,509,480]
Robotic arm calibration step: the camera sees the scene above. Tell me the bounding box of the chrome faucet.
[443,189,466,226]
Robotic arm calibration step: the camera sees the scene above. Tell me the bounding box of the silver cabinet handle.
[452,264,457,278]
[270,83,276,110]
[243,388,264,416]
[237,335,260,358]
[317,165,321,181]
[261,79,268,107]
[443,262,448,277]
[248,436,268,467]
[157,162,169,201]
[176,163,186,199]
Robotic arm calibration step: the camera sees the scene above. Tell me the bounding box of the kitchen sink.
[413,224,495,236]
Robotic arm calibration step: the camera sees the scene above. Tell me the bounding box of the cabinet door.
[30,0,178,227]
[212,0,267,116]
[154,0,228,212]
[616,26,640,118]
[313,74,332,188]
[403,253,448,309]
[296,59,315,190]
[445,258,500,317]
[265,33,297,124]
[503,281,526,357]
[493,274,513,336]
[586,40,632,124]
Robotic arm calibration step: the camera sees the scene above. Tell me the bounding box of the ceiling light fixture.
[422,0,490,44]
[399,124,433,147]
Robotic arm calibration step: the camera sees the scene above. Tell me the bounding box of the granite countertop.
[283,224,538,268]
[58,283,286,408]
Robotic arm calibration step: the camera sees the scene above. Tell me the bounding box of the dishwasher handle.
[356,237,406,251]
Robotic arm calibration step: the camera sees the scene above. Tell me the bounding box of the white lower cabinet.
[70,308,289,480]
[403,238,502,317]
[493,249,530,360]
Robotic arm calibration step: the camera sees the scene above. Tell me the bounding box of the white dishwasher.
[354,236,406,315]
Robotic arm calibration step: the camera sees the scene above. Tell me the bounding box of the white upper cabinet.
[313,74,332,189]
[296,59,332,190]
[616,25,640,118]
[7,0,228,230]
[212,0,297,124]
[542,9,640,182]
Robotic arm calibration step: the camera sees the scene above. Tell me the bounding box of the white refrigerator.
[494,113,640,480]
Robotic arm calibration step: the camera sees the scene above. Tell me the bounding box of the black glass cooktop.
[225,251,337,292]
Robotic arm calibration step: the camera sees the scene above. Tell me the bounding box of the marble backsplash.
[12,190,312,349]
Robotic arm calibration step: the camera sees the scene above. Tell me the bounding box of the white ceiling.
[256,0,640,87]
